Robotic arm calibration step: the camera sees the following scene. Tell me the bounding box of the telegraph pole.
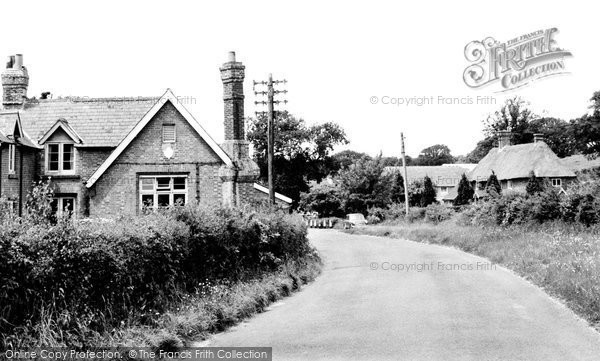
[401,132,410,216]
[254,75,288,206]
[267,74,275,205]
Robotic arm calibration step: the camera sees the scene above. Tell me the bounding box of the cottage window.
[139,175,187,210]
[46,143,75,174]
[8,144,15,174]
[551,178,562,187]
[162,124,176,143]
[50,196,76,218]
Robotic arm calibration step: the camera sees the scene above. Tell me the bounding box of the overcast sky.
[1,0,597,158]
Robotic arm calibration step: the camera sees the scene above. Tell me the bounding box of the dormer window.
[46,143,75,174]
[162,124,176,143]
[8,144,15,174]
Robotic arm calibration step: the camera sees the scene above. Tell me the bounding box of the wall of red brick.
[89,101,224,218]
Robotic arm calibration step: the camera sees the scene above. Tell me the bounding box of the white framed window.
[8,144,15,174]
[139,175,187,210]
[162,124,176,143]
[507,180,513,189]
[50,196,76,218]
[440,186,448,194]
[46,143,75,174]
[551,178,562,187]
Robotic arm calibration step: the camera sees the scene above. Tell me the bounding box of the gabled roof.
[469,142,576,181]
[253,183,293,204]
[0,112,39,148]
[85,90,233,188]
[384,165,471,187]
[38,118,83,144]
[13,96,159,147]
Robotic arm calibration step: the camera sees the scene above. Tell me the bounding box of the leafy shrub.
[406,207,426,223]
[459,182,600,227]
[367,207,386,224]
[424,204,453,224]
[384,203,406,220]
[0,204,312,348]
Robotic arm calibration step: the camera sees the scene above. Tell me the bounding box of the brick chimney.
[218,51,259,207]
[497,130,511,148]
[220,51,245,143]
[2,54,29,110]
[533,133,545,143]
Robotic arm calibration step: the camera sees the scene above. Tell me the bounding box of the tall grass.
[346,220,600,331]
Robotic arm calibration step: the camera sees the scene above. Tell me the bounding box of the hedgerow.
[0,203,313,349]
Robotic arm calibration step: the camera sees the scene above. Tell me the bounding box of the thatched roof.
[469,142,576,182]
[559,154,600,172]
[384,165,471,187]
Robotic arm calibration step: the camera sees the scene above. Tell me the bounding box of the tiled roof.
[5,96,159,147]
[0,112,18,142]
[469,142,576,181]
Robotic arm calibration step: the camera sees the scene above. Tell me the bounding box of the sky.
[0,0,598,158]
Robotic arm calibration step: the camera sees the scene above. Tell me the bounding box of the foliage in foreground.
[0,204,316,349]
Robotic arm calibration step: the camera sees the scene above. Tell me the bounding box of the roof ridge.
[25,96,160,104]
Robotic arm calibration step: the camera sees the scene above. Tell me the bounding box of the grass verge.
[102,254,322,349]
[345,220,600,331]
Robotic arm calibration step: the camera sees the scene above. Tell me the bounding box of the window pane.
[63,144,74,170]
[157,194,170,207]
[48,144,59,171]
[142,194,154,208]
[141,178,154,191]
[173,177,186,190]
[62,198,75,213]
[173,194,186,206]
[162,124,176,142]
[157,177,171,189]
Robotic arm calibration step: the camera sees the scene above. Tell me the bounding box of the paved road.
[202,229,600,360]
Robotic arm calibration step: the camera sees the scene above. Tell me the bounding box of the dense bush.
[0,204,312,349]
[424,204,454,224]
[459,182,600,227]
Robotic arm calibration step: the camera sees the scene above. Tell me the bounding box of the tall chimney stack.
[220,51,245,142]
[497,130,512,148]
[2,54,29,110]
[218,51,259,207]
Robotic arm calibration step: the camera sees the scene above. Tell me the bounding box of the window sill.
[45,174,81,180]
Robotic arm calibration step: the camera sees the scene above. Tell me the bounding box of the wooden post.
[267,74,275,205]
[401,132,409,216]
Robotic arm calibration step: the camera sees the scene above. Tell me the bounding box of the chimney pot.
[497,130,512,148]
[14,54,23,69]
[228,51,236,62]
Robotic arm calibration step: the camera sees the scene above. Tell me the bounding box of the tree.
[528,117,577,157]
[331,150,371,172]
[336,155,392,214]
[526,171,545,195]
[485,171,502,198]
[415,144,454,165]
[454,173,474,206]
[247,111,348,207]
[390,172,405,203]
[570,91,600,158]
[407,179,424,207]
[422,176,437,206]
[482,96,537,141]
[299,182,344,217]
[466,137,496,163]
